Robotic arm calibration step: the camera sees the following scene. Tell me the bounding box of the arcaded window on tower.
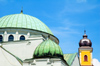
[0,35,3,42]
[20,35,25,40]
[84,55,88,61]
[8,35,14,41]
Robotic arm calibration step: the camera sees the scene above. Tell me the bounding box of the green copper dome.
[33,39,63,58]
[0,13,53,34]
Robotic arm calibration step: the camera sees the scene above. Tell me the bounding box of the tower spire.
[79,31,93,66]
[84,30,86,34]
[83,30,87,38]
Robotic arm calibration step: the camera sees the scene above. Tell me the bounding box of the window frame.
[20,35,25,40]
[84,55,88,61]
[8,35,14,41]
[0,35,3,42]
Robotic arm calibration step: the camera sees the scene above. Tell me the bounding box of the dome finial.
[83,30,87,38]
[20,7,23,14]
[84,30,86,34]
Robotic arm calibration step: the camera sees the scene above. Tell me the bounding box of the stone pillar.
[3,31,8,41]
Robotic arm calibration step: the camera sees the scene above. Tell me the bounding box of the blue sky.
[0,0,100,62]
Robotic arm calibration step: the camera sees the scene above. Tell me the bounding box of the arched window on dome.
[8,35,14,41]
[84,55,88,61]
[20,35,25,40]
[0,35,3,42]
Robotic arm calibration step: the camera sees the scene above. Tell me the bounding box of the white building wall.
[3,31,30,41]
[23,58,68,66]
[71,55,80,66]
[0,29,65,66]
[0,30,44,66]
[2,39,43,60]
[61,61,67,66]
[0,47,21,66]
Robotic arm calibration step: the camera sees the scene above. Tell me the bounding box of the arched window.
[0,35,3,42]
[84,55,88,61]
[8,35,14,41]
[20,35,25,40]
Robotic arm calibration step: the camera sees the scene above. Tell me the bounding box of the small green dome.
[0,13,53,34]
[33,39,63,58]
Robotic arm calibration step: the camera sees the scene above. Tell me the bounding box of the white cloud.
[50,18,84,37]
[58,0,98,16]
[93,58,100,66]
[51,26,81,37]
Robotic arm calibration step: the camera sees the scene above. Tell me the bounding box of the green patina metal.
[64,53,77,66]
[0,13,53,35]
[33,39,63,58]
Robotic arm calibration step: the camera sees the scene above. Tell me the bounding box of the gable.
[64,53,77,66]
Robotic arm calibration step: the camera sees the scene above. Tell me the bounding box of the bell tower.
[79,30,93,66]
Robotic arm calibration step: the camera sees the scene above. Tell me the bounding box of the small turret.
[79,30,92,47]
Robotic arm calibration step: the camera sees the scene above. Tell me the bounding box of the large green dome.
[0,13,53,34]
[33,39,63,58]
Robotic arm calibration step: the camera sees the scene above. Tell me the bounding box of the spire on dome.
[20,7,23,14]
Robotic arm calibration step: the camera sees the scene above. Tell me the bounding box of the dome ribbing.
[33,39,63,58]
[0,13,53,35]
